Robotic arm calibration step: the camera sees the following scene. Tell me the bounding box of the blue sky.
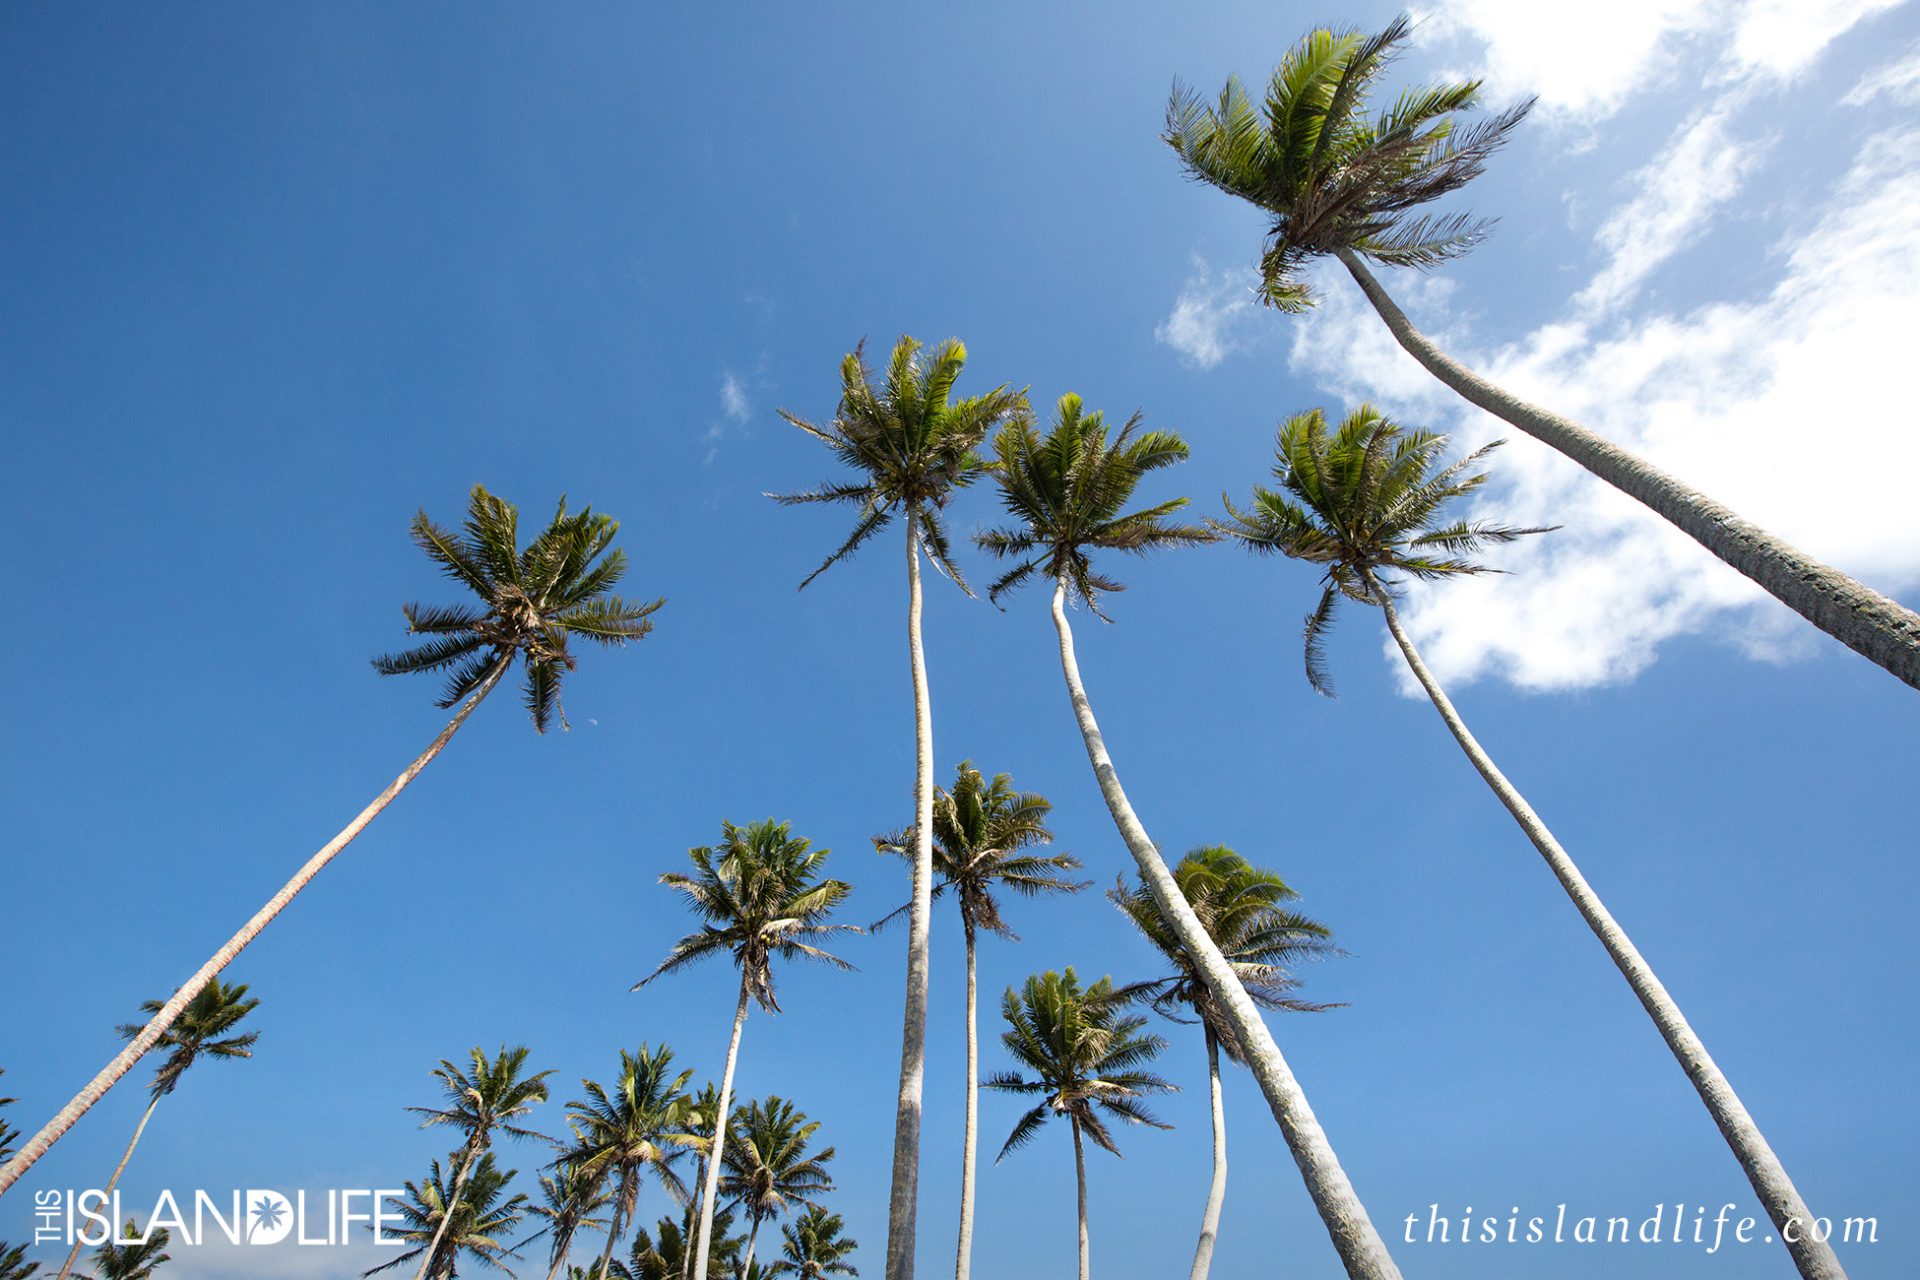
[2,3,1918,1278]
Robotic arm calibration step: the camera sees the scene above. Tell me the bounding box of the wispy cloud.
[720,371,750,423]
[1155,257,1261,369]
[1842,35,1920,105]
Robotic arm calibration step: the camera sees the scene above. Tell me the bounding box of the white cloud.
[1842,37,1920,104]
[720,371,750,422]
[1155,257,1261,369]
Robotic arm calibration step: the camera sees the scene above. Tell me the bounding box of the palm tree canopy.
[522,1159,612,1273]
[0,1240,39,1280]
[1164,16,1533,310]
[114,978,260,1100]
[1110,846,1340,1064]
[769,334,1028,590]
[366,1154,528,1278]
[0,1069,21,1166]
[371,485,663,733]
[410,1045,552,1156]
[83,1220,170,1280]
[720,1096,836,1225]
[634,820,858,1014]
[559,1044,696,1218]
[1220,404,1548,694]
[614,1206,744,1280]
[977,394,1212,616]
[984,968,1175,1161]
[767,1206,858,1278]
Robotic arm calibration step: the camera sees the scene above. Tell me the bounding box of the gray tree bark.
[414,1137,482,1280]
[953,919,979,1280]
[1187,1029,1228,1280]
[1071,1115,1089,1280]
[692,981,754,1280]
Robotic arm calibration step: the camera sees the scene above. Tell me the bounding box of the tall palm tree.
[53,982,261,1280]
[633,821,854,1280]
[561,1045,696,1280]
[772,335,1026,1280]
[875,763,1085,1280]
[984,969,1173,1280]
[720,1097,836,1280]
[81,1221,168,1280]
[1222,403,1846,1280]
[408,1047,553,1280]
[524,1160,612,1280]
[0,488,661,1195]
[766,1207,858,1279]
[0,1241,39,1280]
[976,394,1403,1279]
[366,1153,528,1279]
[1110,849,1339,1280]
[1165,17,1920,692]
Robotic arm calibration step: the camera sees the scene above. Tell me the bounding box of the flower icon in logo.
[246,1190,294,1245]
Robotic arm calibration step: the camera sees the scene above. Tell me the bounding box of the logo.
[32,1188,407,1250]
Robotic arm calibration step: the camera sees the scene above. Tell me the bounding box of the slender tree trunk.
[886,511,937,1280]
[1048,579,1400,1280]
[1374,584,1846,1280]
[414,1138,482,1280]
[952,918,979,1280]
[596,1178,631,1280]
[51,1095,159,1280]
[741,1214,763,1280]
[1070,1115,1089,1280]
[693,981,753,1280]
[0,655,511,1197]
[1187,1029,1227,1280]
[1336,247,1920,692]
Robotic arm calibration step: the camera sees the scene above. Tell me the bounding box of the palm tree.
[560,1045,696,1280]
[1110,848,1339,1280]
[772,335,1026,1280]
[408,1047,553,1280]
[524,1161,612,1280]
[720,1097,836,1280]
[80,1221,168,1280]
[634,821,855,1280]
[0,488,661,1195]
[766,1207,858,1279]
[875,763,1085,1280]
[976,394,1403,1279]
[1165,18,1920,692]
[0,1241,39,1280]
[984,969,1173,1280]
[1222,403,1846,1280]
[614,1205,744,1280]
[53,982,261,1280]
[366,1153,528,1279]
[0,1071,21,1166]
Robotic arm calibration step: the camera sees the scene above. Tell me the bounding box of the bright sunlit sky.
[3,4,1918,1279]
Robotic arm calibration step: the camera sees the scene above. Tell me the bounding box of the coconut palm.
[612,1205,744,1280]
[1223,403,1846,1280]
[1110,848,1339,1280]
[984,969,1173,1280]
[560,1045,696,1280]
[0,1241,39,1280]
[366,1153,528,1279]
[720,1098,836,1280]
[633,822,854,1280]
[80,1221,168,1280]
[0,1071,21,1166]
[976,394,1402,1279]
[766,1208,858,1279]
[407,1047,553,1280]
[771,335,1026,1280]
[0,489,661,1195]
[1165,18,1920,693]
[874,763,1085,1280]
[524,1161,613,1280]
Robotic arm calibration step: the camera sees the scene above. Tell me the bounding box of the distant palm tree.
[613,1205,744,1280]
[976,394,1401,1279]
[524,1160,612,1280]
[1222,403,1846,1280]
[0,1071,22,1165]
[1165,18,1920,692]
[80,1220,168,1280]
[720,1097,836,1280]
[875,763,1084,1280]
[0,1241,39,1280]
[772,335,1025,1280]
[408,1047,553,1280]
[1110,848,1338,1280]
[767,1207,858,1279]
[985,969,1173,1280]
[561,1045,696,1280]
[634,821,855,1280]
[0,488,660,1195]
[367,1153,528,1279]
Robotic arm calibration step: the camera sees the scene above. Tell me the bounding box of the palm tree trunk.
[1373,584,1846,1280]
[595,1179,631,1280]
[693,980,753,1280]
[741,1214,763,1280]
[1070,1115,1089,1280]
[52,1094,159,1280]
[414,1139,482,1280]
[1335,247,1920,692]
[952,918,979,1280]
[1187,1029,1227,1280]
[1048,578,1401,1280]
[886,510,937,1280]
[0,654,512,1198]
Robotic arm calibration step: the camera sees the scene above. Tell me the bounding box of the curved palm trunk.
[1375,587,1846,1280]
[885,512,937,1280]
[414,1139,482,1280]
[1069,1115,1089,1280]
[952,919,979,1280]
[1048,579,1401,1280]
[1336,247,1920,692]
[0,656,512,1197]
[595,1176,632,1280]
[51,1094,159,1280]
[693,980,753,1280]
[1187,1030,1227,1280]
[740,1214,763,1280]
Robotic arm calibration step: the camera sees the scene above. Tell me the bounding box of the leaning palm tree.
[524,1161,612,1280]
[771,335,1026,1280]
[81,1220,169,1280]
[0,488,661,1195]
[984,969,1173,1280]
[766,1207,858,1279]
[407,1047,553,1280]
[875,763,1085,1280]
[1110,848,1339,1280]
[367,1153,528,1279]
[720,1097,836,1280]
[0,1241,39,1280]
[633,822,854,1280]
[1165,18,1920,692]
[1222,403,1846,1280]
[560,1045,696,1280]
[976,394,1403,1279]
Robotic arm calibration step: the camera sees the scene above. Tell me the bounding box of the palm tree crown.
[767,1207,859,1278]
[114,979,260,1100]
[1164,16,1532,310]
[411,1045,552,1157]
[84,1221,169,1280]
[366,1154,528,1278]
[721,1097,836,1228]
[525,1160,613,1278]
[560,1044,697,1231]
[0,1070,21,1166]
[0,1240,37,1280]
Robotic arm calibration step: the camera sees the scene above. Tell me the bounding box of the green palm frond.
[116,979,260,1100]
[364,1154,528,1279]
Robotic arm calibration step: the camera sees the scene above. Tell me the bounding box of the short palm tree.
[614,1205,744,1280]
[720,1097,836,1280]
[81,1221,168,1280]
[366,1153,528,1279]
[767,1207,858,1279]
[1,1241,39,1280]
[633,822,854,1280]
[976,394,1401,1278]
[1222,404,1845,1280]
[407,1047,552,1280]
[1165,18,1920,692]
[1110,848,1339,1280]
[875,763,1085,1280]
[984,969,1173,1280]
[772,335,1025,1280]
[560,1045,696,1280]
[0,488,661,1194]
[524,1160,612,1280]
